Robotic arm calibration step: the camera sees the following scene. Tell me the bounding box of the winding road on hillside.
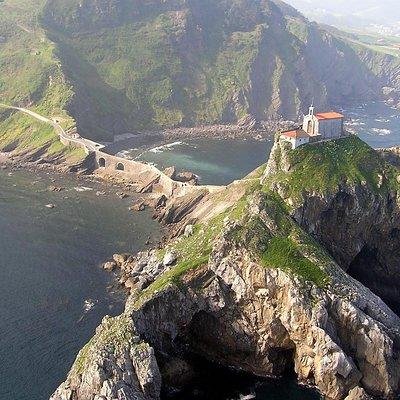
[0,103,101,153]
[0,103,226,196]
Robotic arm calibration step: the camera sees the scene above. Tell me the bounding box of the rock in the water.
[117,192,129,199]
[130,199,146,212]
[102,261,117,271]
[175,171,198,185]
[113,253,129,265]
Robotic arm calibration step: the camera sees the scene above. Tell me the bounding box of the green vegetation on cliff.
[1,0,399,153]
[265,136,400,203]
[136,181,330,307]
[0,0,83,161]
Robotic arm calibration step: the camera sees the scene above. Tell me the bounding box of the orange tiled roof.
[316,112,344,120]
[281,129,310,139]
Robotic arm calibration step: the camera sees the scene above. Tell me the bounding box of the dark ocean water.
[343,101,400,148]
[0,170,160,400]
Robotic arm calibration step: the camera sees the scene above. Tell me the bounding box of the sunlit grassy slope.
[0,0,84,161]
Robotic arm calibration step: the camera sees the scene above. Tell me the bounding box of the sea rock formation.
[50,315,162,400]
[52,137,400,400]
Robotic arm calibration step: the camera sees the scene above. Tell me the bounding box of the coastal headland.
[51,135,400,400]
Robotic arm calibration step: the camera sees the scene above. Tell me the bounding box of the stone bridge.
[94,151,223,197]
[0,103,224,198]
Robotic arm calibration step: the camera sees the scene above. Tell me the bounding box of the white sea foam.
[371,128,391,136]
[239,394,256,400]
[346,120,365,126]
[149,141,185,153]
[77,299,98,322]
[83,299,97,312]
[74,186,93,192]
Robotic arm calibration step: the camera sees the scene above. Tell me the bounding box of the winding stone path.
[0,103,225,197]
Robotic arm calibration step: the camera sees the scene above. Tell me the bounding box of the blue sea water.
[0,170,160,400]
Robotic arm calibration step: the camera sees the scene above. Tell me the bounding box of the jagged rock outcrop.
[52,137,400,400]
[50,315,161,400]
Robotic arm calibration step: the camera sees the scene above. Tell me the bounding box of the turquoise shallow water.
[134,137,274,186]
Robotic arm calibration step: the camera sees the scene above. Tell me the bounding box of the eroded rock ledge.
[51,137,400,400]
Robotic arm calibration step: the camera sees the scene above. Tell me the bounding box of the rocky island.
[51,136,400,400]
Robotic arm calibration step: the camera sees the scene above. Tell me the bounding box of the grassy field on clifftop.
[265,136,400,203]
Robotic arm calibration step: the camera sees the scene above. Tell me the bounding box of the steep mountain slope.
[0,0,85,163]
[1,0,400,150]
[51,137,400,400]
[41,0,400,136]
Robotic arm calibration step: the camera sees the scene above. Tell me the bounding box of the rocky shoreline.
[160,118,294,141]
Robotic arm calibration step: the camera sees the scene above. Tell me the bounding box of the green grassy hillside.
[0,0,399,156]
[0,0,84,161]
[264,136,400,205]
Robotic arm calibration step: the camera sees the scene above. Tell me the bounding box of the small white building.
[280,129,310,149]
[280,106,345,150]
[302,106,344,139]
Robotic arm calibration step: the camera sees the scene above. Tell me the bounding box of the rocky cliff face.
[264,137,400,313]
[50,315,162,400]
[52,137,400,400]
